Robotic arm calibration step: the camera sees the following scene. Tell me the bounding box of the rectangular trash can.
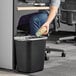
[14,36,47,73]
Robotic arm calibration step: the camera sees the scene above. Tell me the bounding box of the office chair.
[45,9,66,60]
[56,0,76,44]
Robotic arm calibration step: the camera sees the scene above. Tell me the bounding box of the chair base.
[56,36,76,44]
[45,47,66,61]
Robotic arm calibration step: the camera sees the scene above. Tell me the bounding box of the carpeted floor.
[0,44,76,76]
[31,40,76,76]
[0,32,76,76]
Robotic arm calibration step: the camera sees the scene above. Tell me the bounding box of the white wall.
[0,0,13,69]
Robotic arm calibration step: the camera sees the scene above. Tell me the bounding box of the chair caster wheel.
[61,52,66,57]
[45,56,49,61]
[56,40,60,44]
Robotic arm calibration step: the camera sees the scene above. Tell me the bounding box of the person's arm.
[46,6,59,26]
[41,0,61,35]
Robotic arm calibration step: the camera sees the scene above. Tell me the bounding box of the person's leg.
[29,11,48,35]
[17,12,38,33]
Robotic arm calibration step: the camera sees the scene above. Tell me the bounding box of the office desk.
[17,6,49,11]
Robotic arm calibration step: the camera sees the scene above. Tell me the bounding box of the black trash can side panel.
[15,41,31,72]
[15,37,47,73]
[30,40,46,72]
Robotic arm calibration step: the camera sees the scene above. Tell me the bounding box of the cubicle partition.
[0,0,13,69]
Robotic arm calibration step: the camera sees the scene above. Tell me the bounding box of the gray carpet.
[31,41,76,76]
[0,41,76,76]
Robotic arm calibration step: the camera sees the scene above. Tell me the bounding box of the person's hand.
[40,22,50,35]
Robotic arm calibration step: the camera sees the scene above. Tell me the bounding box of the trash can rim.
[14,35,47,41]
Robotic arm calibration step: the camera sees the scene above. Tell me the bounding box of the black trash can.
[14,36,47,73]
